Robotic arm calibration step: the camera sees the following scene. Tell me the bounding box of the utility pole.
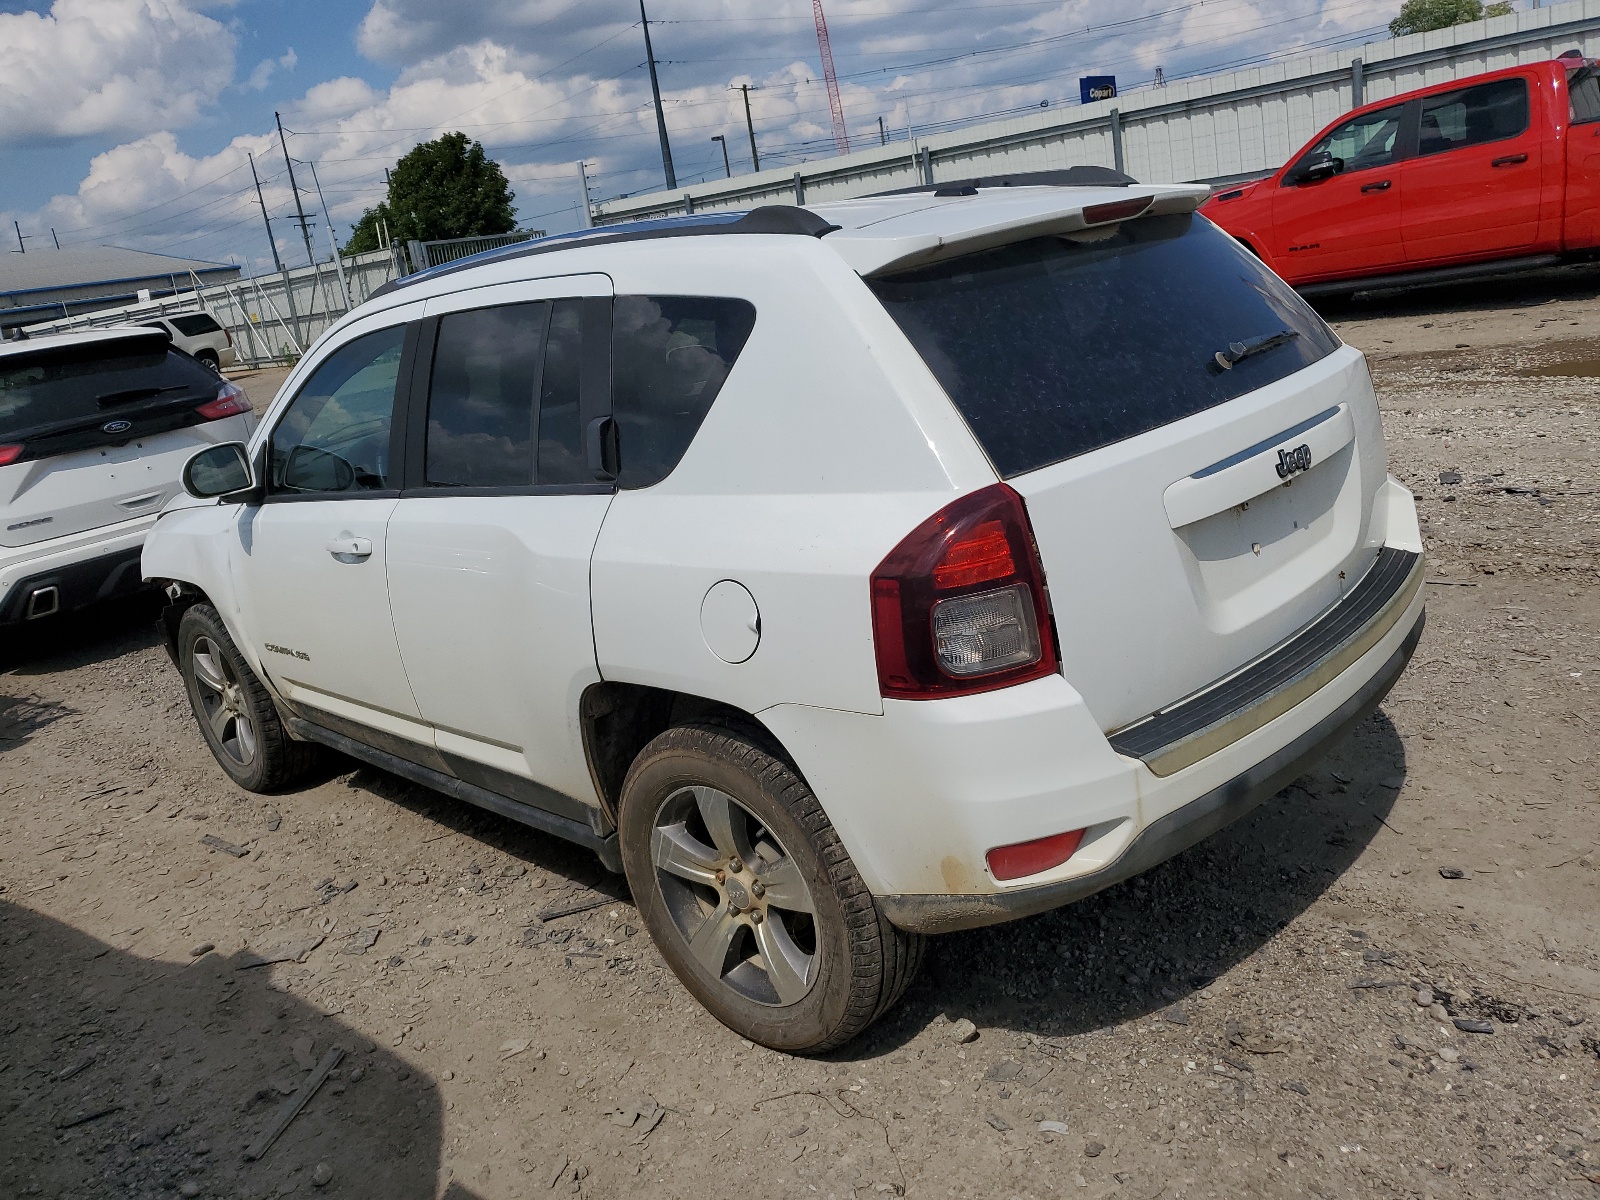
[739,84,760,172]
[306,160,352,311]
[248,152,285,273]
[12,222,26,253]
[711,135,731,178]
[51,228,60,250]
[275,111,317,268]
[639,1,676,189]
[877,116,886,146]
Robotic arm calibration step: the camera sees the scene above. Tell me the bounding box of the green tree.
[343,131,515,255]
[1390,0,1514,38]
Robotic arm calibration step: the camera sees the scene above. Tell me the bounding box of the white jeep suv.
[0,328,253,624]
[145,177,1425,1052]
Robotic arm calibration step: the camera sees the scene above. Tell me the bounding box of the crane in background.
[813,0,850,155]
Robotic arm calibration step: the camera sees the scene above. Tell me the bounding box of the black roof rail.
[870,166,1138,198]
[369,205,840,300]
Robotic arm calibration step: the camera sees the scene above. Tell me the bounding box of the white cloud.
[245,47,300,92]
[0,0,235,145]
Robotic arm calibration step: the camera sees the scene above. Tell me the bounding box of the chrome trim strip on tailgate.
[1108,547,1424,777]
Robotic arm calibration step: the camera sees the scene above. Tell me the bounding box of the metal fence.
[21,231,547,369]
[404,230,543,271]
[22,249,403,368]
[594,0,1600,222]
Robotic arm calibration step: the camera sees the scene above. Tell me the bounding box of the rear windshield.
[868,212,1339,478]
[169,313,222,336]
[0,336,217,438]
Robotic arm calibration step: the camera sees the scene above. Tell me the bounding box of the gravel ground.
[2,273,1597,1200]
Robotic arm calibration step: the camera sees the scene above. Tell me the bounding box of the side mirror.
[282,444,355,492]
[182,442,255,500]
[1293,150,1340,185]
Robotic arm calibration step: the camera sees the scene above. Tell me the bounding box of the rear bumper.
[0,517,156,623]
[878,610,1423,933]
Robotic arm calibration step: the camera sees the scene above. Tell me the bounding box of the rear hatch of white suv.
[862,195,1393,749]
[1,329,252,547]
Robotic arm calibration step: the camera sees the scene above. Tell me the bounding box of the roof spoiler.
[868,166,1138,198]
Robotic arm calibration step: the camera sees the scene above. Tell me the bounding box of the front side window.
[425,302,544,488]
[1293,104,1406,179]
[1419,78,1529,155]
[270,325,405,494]
[611,295,756,489]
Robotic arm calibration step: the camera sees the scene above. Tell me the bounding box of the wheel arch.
[579,682,798,826]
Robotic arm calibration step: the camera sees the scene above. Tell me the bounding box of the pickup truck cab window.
[1418,77,1529,156]
[1288,103,1406,182]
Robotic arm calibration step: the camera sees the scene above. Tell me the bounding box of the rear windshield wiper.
[96,384,192,408]
[1211,329,1300,371]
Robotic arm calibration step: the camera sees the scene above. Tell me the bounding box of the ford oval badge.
[102,419,133,434]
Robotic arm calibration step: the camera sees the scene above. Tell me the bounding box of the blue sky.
[0,0,1403,272]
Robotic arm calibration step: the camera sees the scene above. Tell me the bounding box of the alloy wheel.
[650,784,819,1007]
[191,636,258,768]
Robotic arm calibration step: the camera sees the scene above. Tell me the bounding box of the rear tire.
[618,723,923,1054]
[196,349,221,373]
[177,604,320,792]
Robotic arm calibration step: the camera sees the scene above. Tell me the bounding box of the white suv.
[0,328,253,624]
[145,179,1425,1052]
[137,311,236,372]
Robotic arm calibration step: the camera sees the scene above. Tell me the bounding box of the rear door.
[1563,66,1600,249]
[868,212,1387,733]
[1268,102,1410,281]
[232,314,425,742]
[1401,74,1543,263]
[385,276,615,814]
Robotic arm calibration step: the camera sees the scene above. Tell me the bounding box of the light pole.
[711,135,731,178]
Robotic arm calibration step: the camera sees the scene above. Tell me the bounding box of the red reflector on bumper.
[986,828,1086,881]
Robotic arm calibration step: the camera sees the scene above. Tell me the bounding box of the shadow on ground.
[0,591,164,676]
[0,902,483,1200]
[849,708,1408,1058]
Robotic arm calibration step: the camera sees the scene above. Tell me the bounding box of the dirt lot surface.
[3,273,1598,1200]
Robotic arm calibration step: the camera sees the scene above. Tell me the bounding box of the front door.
[1269,102,1410,282]
[1401,74,1543,263]
[234,316,429,747]
[386,277,615,819]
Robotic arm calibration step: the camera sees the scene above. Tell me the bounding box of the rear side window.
[0,335,215,439]
[868,213,1340,479]
[538,300,587,485]
[1570,68,1600,124]
[612,295,756,489]
[425,303,543,487]
[1419,78,1529,156]
[169,313,223,337]
[271,326,405,493]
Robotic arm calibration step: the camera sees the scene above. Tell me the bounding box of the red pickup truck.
[1201,56,1600,294]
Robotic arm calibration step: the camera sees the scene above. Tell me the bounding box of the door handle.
[1491,153,1529,167]
[325,535,373,559]
[1360,179,1392,193]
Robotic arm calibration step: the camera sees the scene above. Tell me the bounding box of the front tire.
[177,604,319,792]
[619,723,923,1054]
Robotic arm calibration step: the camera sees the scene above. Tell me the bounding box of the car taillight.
[196,381,250,421]
[987,828,1085,881]
[870,482,1059,699]
[0,444,22,467]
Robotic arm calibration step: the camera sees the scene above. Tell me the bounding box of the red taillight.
[1082,196,1153,225]
[870,482,1059,699]
[0,443,22,467]
[196,381,250,421]
[987,828,1085,881]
